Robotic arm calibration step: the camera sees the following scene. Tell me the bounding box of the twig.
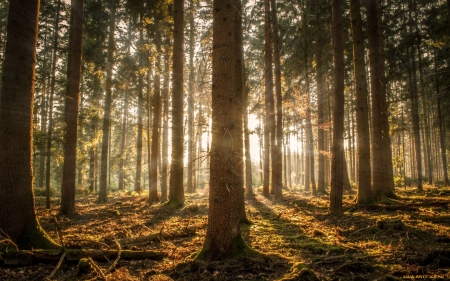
[0,228,18,252]
[46,252,66,280]
[67,239,111,249]
[106,239,121,273]
[88,257,106,280]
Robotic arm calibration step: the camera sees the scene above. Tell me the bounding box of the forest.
[0,0,450,280]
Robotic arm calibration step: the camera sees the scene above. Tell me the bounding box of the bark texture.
[60,0,84,216]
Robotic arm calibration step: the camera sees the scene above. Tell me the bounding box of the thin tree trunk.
[150,25,162,203]
[187,0,195,194]
[350,0,372,203]
[99,0,117,203]
[434,51,449,186]
[270,0,283,199]
[263,0,273,197]
[169,0,185,207]
[160,39,170,201]
[135,18,145,193]
[330,0,345,215]
[46,0,62,209]
[60,0,84,216]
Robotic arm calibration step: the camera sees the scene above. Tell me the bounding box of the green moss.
[16,219,60,250]
[76,258,92,275]
[195,235,256,261]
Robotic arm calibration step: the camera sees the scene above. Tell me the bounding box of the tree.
[0,0,59,249]
[60,0,84,216]
[198,0,249,260]
[263,0,274,197]
[329,0,345,215]
[187,0,195,194]
[98,0,117,204]
[349,0,372,203]
[271,0,283,199]
[168,0,185,207]
[366,0,394,199]
[45,0,62,209]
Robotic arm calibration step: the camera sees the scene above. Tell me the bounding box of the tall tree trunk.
[160,45,170,201]
[263,0,274,197]
[434,51,449,186]
[135,22,144,193]
[407,0,422,191]
[0,0,59,249]
[150,24,162,204]
[366,0,393,199]
[169,0,185,207]
[98,0,117,203]
[60,0,84,216]
[200,0,247,260]
[187,0,195,194]
[350,0,372,203]
[316,0,326,194]
[330,0,345,215]
[270,0,283,199]
[46,0,62,209]
[243,71,253,196]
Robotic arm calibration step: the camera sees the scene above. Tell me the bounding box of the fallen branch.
[45,252,66,280]
[106,239,121,273]
[0,248,165,266]
[118,226,196,246]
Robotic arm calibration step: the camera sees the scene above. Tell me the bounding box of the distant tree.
[0,0,59,249]
[349,0,372,204]
[98,0,117,203]
[187,0,195,194]
[263,0,274,197]
[60,0,84,216]
[271,0,283,199]
[168,0,185,207]
[329,0,345,215]
[198,0,249,260]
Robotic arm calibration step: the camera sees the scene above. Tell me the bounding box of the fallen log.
[0,248,165,265]
[118,225,196,246]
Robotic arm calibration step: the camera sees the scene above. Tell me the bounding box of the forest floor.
[1,186,450,280]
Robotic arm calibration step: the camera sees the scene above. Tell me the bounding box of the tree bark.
[99,0,117,203]
[60,0,84,216]
[270,0,283,199]
[169,0,185,207]
[0,0,59,249]
[46,0,62,209]
[187,0,195,194]
[150,23,162,204]
[330,0,345,215]
[350,0,372,203]
[316,0,326,195]
[160,44,170,201]
[199,0,247,260]
[135,19,144,194]
[263,0,274,197]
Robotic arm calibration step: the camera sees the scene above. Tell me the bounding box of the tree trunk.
[187,0,195,194]
[316,0,326,195]
[263,0,274,197]
[199,0,247,260]
[169,0,185,207]
[350,0,372,203]
[46,0,62,209]
[366,0,393,199]
[99,0,117,203]
[330,0,345,215]
[160,38,170,201]
[407,0,422,191]
[270,0,283,199]
[243,71,253,196]
[0,0,59,249]
[434,51,449,186]
[150,24,162,204]
[60,0,84,216]
[135,21,144,194]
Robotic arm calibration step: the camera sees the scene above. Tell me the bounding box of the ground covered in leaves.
[1,186,450,280]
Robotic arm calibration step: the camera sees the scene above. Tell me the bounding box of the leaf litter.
[1,186,449,280]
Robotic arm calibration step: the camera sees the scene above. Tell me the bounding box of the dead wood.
[0,248,165,265]
[376,219,405,231]
[361,205,418,212]
[118,225,196,246]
